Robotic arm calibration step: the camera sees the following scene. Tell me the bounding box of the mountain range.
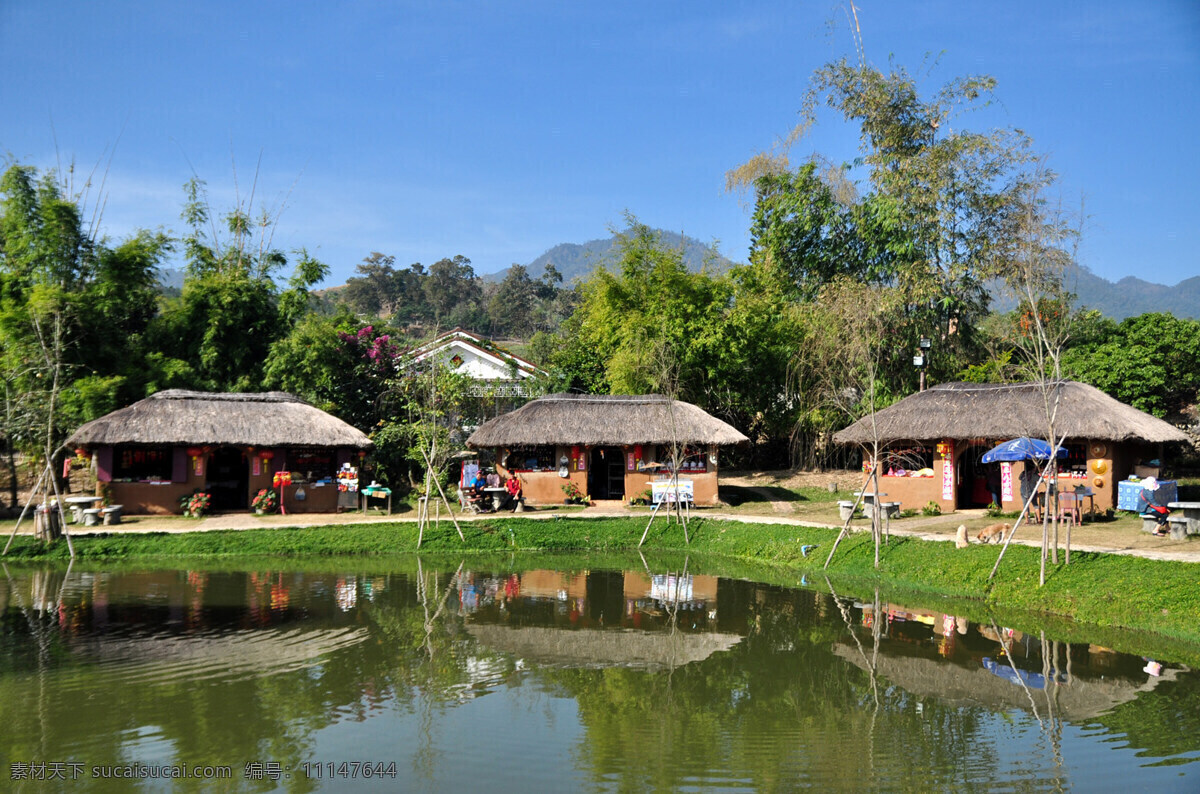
[488,230,737,284]
[158,234,1197,321]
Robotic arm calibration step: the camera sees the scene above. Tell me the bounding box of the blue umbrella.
[980,437,1068,464]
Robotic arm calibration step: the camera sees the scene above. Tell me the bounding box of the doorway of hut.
[588,446,626,500]
[207,447,249,511]
[956,443,995,509]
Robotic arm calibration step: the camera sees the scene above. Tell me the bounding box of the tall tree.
[148,177,328,391]
[732,60,1038,387]
[423,255,481,329]
[0,163,169,505]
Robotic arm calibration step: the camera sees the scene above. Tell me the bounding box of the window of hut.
[1062,443,1088,479]
[504,446,556,472]
[289,448,336,484]
[655,445,708,473]
[883,445,934,475]
[113,446,173,482]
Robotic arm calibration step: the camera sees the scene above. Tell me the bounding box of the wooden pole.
[824,463,875,569]
[45,461,74,558]
[420,445,464,542]
[2,467,49,556]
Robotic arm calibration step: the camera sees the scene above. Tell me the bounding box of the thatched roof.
[67,390,373,449]
[466,393,749,448]
[833,381,1190,445]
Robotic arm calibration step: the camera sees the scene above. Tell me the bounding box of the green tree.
[148,177,328,391]
[0,163,169,506]
[732,60,1039,390]
[1062,312,1200,417]
[486,264,539,337]
[423,255,481,329]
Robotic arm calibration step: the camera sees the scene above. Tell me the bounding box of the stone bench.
[864,501,901,521]
[1167,516,1190,540]
[838,501,856,521]
[82,508,103,527]
[1142,515,1169,534]
[102,505,123,525]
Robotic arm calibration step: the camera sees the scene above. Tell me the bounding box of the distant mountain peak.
[989,263,1200,320]
[486,229,739,284]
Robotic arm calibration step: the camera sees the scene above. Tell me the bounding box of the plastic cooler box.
[1117,479,1177,512]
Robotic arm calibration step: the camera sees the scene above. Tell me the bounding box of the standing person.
[986,464,1003,508]
[1019,463,1040,518]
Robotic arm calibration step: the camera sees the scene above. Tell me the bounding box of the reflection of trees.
[0,564,513,793]
[540,577,1001,791]
[1084,666,1200,762]
[2,561,1198,790]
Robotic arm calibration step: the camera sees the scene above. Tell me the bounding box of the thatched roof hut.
[833,381,1190,445]
[67,390,373,449]
[466,393,749,448]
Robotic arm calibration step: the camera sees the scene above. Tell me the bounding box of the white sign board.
[651,480,694,504]
[941,447,954,500]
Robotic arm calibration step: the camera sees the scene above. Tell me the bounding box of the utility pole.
[914,336,932,392]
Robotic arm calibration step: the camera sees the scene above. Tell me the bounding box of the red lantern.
[186,447,203,457]
[260,450,274,460]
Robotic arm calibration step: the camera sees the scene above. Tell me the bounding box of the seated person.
[486,470,501,488]
[1137,477,1171,536]
[471,471,488,502]
[504,475,522,508]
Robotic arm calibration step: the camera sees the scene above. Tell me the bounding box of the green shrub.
[921,500,942,517]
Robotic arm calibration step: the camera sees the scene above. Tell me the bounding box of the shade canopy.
[980,437,1069,464]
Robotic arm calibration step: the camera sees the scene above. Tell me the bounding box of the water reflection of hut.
[65,626,370,684]
[832,642,1183,721]
[467,624,741,670]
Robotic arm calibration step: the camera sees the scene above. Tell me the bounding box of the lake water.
[2,557,1198,791]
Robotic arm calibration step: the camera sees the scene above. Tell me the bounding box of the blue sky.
[2,1,1198,286]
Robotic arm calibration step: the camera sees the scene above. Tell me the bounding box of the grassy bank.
[4,515,1199,649]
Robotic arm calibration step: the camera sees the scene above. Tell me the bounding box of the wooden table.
[360,487,392,515]
[1066,487,1096,521]
[1168,502,1200,535]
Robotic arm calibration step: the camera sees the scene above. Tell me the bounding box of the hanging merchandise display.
[336,464,359,510]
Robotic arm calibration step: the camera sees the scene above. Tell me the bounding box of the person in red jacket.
[504,475,522,510]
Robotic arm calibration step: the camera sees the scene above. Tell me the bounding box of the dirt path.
[6,502,1198,564]
[746,487,794,514]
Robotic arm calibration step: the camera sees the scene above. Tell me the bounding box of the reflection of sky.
[977,715,1199,793]
[310,683,586,793]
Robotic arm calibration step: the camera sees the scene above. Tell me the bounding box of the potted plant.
[180,491,211,518]
[561,481,590,506]
[251,488,278,515]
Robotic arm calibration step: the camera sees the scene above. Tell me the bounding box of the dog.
[955,524,970,549]
[976,522,1011,544]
